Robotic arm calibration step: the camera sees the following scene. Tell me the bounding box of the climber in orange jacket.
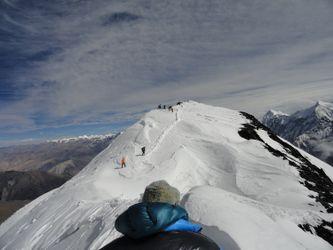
[120,157,126,168]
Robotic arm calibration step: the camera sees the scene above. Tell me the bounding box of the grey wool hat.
[142,180,180,205]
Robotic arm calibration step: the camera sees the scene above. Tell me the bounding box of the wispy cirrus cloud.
[1,0,333,143]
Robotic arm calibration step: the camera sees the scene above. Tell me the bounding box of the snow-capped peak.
[267,109,289,117]
[262,101,333,168]
[293,101,333,121]
[313,101,333,121]
[316,100,333,108]
[47,133,114,143]
[262,109,289,128]
[1,101,333,250]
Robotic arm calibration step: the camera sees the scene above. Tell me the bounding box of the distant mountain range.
[262,101,333,166]
[0,134,115,178]
[0,134,115,223]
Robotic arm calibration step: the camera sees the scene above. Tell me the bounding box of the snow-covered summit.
[262,101,333,166]
[314,101,333,121]
[294,101,333,122]
[1,101,333,250]
[262,101,333,141]
[317,100,333,109]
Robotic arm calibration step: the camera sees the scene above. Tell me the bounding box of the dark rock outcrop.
[0,201,29,224]
[0,170,67,201]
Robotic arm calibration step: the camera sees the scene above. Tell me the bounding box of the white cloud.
[1,0,333,132]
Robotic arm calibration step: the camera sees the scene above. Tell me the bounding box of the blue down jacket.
[115,202,188,239]
[164,218,202,232]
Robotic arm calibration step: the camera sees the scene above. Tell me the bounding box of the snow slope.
[0,101,333,250]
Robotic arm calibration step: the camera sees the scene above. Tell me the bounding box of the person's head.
[142,180,180,205]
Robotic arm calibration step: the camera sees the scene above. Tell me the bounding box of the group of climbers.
[118,102,184,169]
[100,180,221,250]
[158,101,183,112]
[158,104,174,112]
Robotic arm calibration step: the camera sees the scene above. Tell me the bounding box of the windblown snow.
[0,101,333,250]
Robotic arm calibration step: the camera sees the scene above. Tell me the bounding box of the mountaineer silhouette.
[100,180,220,250]
[120,157,126,168]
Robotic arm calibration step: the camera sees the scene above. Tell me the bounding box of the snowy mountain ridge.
[262,101,333,166]
[265,109,289,118]
[293,101,333,122]
[0,101,333,250]
[47,134,114,144]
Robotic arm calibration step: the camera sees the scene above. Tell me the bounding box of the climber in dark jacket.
[100,231,219,250]
[100,202,219,250]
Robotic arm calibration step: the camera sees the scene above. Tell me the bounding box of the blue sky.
[1,0,333,146]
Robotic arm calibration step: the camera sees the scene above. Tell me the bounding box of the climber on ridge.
[120,157,126,168]
[100,180,221,250]
[141,146,146,156]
